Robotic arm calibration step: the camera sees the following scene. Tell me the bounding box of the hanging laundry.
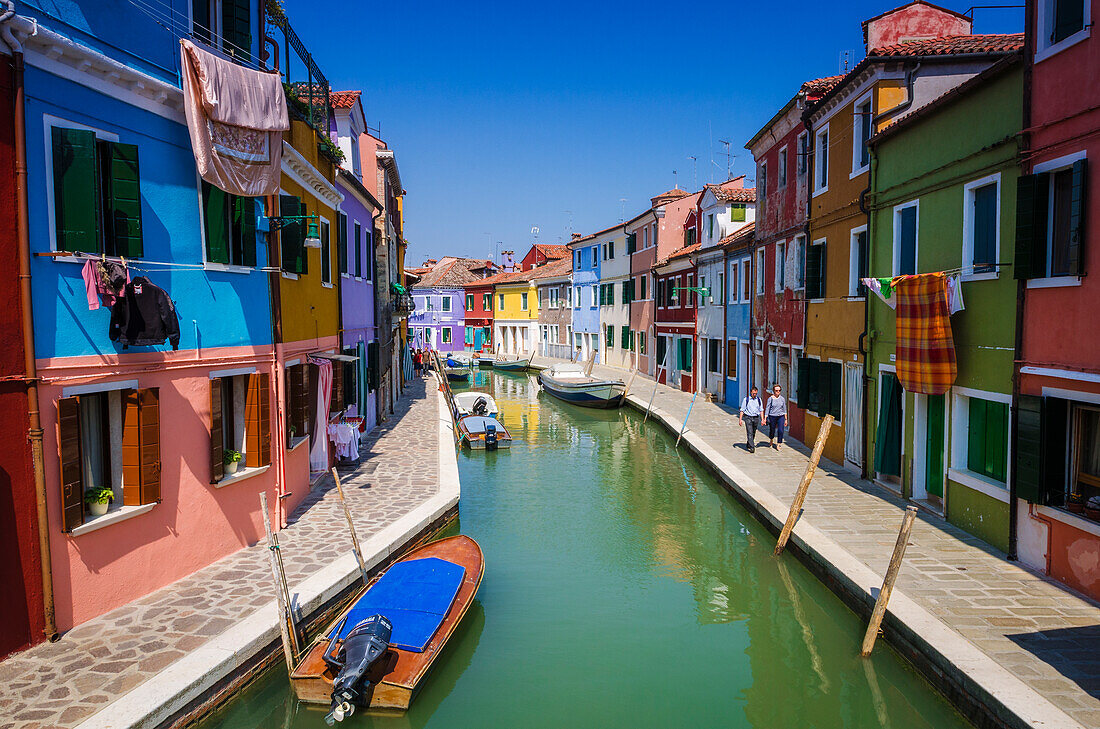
[327,422,361,461]
[862,277,898,310]
[81,258,131,311]
[894,273,957,395]
[945,273,966,315]
[108,276,180,349]
[179,40,289,197]
[308,357,333,473]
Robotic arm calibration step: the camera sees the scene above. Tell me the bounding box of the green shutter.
[354,222,363,277]
[240,197,258,267]
[1015,173,1049,280]
[52,127,101,253]
[280,195,306,274]
[621,327,629,349]
[192,0,213,44]
[1015,395,1043,502]
[829,362,842,419]
[806,243,825,298]
[1068,159,1087,276]
[337,212,348,274]
[989,400,1008,482]
[366,341,380,390]
[220,0,252,62]
[606,325,613,349]
[731,204,746,222]
[968,398,986,476]
[202,181,230,264]
[797,356,810,405]
[874,373,902,476]
[101,141,144,258]
[626,232,637,254]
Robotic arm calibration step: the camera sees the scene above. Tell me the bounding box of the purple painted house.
[409,258,491,353]
[333,93,382,430]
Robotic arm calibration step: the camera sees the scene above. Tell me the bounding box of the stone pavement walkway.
[0,379,442,729]
[535,356,1100,727]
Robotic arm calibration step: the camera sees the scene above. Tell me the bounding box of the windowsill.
[213,464,270,489]
[850,165,869,179]
[322,282,334,289]
[1027,276,1082,289]
[70,503,157,537]
[204,262,253,274]
[812,186,829,198]
[1035,28,1090,64]
[1037,505,1100,538]
[288,435,309,451]
[947,468,1009,504]
[963,271,999,282]
[281,272,299,281]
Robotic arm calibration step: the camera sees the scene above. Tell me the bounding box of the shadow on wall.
[0,465,34,657]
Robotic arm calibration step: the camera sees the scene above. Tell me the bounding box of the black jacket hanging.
[109,276,181,350]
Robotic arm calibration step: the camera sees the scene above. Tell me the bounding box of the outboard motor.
[324,614,393,725]
[472,396,489,416]
[485,422,498,451]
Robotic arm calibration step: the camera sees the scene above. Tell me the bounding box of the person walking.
[763,384,788,450]
[738,385,764,453]
[413,349,423,376]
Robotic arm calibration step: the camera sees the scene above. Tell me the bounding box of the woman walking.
[762,384,788,450]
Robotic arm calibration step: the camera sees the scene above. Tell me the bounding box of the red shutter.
[210,378,224,483]
[329,360,344,414]
[122,388,161,505]
[246,372,271,467]
[58,396,84,532]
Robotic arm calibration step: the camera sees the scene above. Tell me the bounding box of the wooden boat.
[476,355,495,368]
[447,351,478,368]
[493,353,532,372]
[452,391,499,420]
[442,357,472,381]
[289,535,484,715]
[538,363,626,409]
[456,415,511,449]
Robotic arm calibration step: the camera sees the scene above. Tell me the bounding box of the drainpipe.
[858,156,873,481]
[872,63,921,128]
[3,3,57,641]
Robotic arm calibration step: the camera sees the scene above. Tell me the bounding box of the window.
[958,395,1009,484]
[643,227,649,249]
[442,327,452,344]
[484,293,492,311]
[656,278,666,308]
[609,241,615,259]
[550,287,559,308]
[854,96,872,173]
[726,339,737,378]
[638,332,647,355]
[602,243,607,261]
[191,0,253,62]
[796,357,842,419]
[730,203,746,222]
[1016,157,1087,280]
[778,146,788,187]
[639,273,647,300]
[806,239,827,299]
[717,272,724,305]
[759,161,768,207]
[209,372,272,483]
[849,227,868,297]
[775,241,786,292]
[50,126,144,258]
[320,219,331,284]
[466,294,474,311]
[57,386,163,533]
[797,131,809,176]
[278,194,307,274]
[678,337,693,372]
[589,286,597,308]
[591,247,598,267]
[442,296,452,312]
[337,212,348,275]
[627,232,637,254]
[465,326,474,345]
[520,292,528,311]
[755,250,766,294]
[621,327,632,349]
[286,363,310,444]
[964,176,1000,275]
[498,293,505,310]
[200,181,258,267]
[1037,0,1089,56]
[728,261,739,304]
[707,213,715,241]
[353,221,363,277]
[814,125,829,193]
[708,339,720,373]
[791,235,806,290]
[893,201,918,276]
[741,257,752,302]
[606,325,614,349]
[426,297,435,311]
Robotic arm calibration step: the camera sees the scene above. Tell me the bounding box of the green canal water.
[197,371,972,729]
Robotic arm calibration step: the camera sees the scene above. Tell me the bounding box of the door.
[475,327,484,351]
[844,362,863,467]
[925,394,945,499]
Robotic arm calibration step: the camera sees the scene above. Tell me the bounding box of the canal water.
[197,370,972,729]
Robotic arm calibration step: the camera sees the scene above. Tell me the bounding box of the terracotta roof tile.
[329,90,362,109]
[414,257,496,288]
[706,184,757,203]
[532,244,571,260]
[801,75,844,97]
[868,33,1023,57]
[720,222,755,248]
[530,257,573,280]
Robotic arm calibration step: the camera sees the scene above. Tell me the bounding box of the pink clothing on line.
[81,259,130,311]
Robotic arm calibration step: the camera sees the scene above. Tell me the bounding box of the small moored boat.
[456,415,511,450]
[538,363,626,409]
[443,358,472,381]
[476,355,495,368]
[452,392,499,420]
[289,536,484,720]
[494,353,532,372]
[447,351,478,368]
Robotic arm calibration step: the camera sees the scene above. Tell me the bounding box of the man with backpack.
[738,385,764,453]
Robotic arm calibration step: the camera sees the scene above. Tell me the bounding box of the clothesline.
[37,251,282,273]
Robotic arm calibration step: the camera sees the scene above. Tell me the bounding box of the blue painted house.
[9,0,283,632]
[569,232,601,362]
[723,225,755,408]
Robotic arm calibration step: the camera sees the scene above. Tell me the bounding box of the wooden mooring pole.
[675,391,699,448]
[774,414,834,556]
[331,468,370,586]
[259,491,300,670]
[861,506,918,657]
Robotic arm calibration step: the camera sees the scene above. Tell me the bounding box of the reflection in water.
[198,373,971,729]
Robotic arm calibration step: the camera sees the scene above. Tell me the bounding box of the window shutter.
[367,342,380,390]
[727,341,737,378]
[240,197,258,268]
[192,0,213,44]
[280,195,306,274]
[57,396,85,532]
[806,244,824,298]
[337,212,348,274]
[203,181,230,264]
[626,232,637,254]
[220,0,252,62]
[330,359,345,413]
[355,223,364,277]
[209,378,224,483]
[246,372,271,468]
[1068,159,1087,276]
[297,365,311,437]
[828,362,842,419]
[122,388,160,505]
[1014,174,1049,280]
[101,141,144,258]
[52,127,101,253]
[730,204,746,222]
[1015,395,1043,502]
[621,327,629,349]
[797,357,810,405]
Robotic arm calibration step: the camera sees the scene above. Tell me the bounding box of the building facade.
[595,224,632,370]
[626,209,658,375]
[464,280,495,353]
[723,225,756,408]
[535,258,573,359]
[570,233,601,362]
[654,245,699,392]
[490,269,539,356]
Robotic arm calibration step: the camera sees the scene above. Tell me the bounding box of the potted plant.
[1085,495,1100,522]
[1068,491,1086,513]
[84,486,114,517]
[224,449,243,475]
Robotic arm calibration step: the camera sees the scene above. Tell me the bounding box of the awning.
[310,352,359,363]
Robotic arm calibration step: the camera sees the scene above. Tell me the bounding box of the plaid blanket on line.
[894,273,957,395]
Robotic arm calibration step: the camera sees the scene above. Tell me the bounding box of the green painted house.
[865,57,1023,552]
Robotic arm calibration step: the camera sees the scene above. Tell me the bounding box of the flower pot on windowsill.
[224,450,243,475]
[1068,501,1086,514]
[1085,497,1100,522]
[225,461,239,475]
[84,486,113,517]
[89,500,109,517]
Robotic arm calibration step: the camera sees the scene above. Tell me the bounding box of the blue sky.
[288,1,1023,266]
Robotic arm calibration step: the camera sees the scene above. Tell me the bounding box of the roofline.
[336,168,383,211]
[861,0,972,32]
[745,92,801,151]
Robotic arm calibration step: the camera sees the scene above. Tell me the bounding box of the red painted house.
[654,242,699,392]
[0,48,45,656]
[745,74,841,444]
[463,279,495,353]
[1013,0,1100,601]
[520,243,570,271]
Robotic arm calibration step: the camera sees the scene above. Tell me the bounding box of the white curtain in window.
[80,395,104,490]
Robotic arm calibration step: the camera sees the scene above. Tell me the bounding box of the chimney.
[571,232,582,241]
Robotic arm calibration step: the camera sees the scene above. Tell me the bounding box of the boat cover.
[459,416,504,435]
[329,557,465,652]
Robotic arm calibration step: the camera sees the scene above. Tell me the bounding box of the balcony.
[392,293,416,314]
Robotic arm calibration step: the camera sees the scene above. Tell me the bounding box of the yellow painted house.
[487,269,538,355]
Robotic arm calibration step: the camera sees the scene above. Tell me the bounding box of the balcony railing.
[265,10,331,137]
[392,293,416,314]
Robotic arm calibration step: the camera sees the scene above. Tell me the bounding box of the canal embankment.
[0,378,459,729]
[532,357,1100,729]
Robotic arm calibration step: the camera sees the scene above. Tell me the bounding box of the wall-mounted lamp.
[670,286,710,303]
[264,213,322,247]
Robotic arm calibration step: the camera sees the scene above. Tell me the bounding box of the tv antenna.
[673,169,678,190]
[618,198,628,222]
[563,210,573,237]
[530,225,540,243]
[839,50,852,73]
[688,156,697,191]
[718,139,736,181]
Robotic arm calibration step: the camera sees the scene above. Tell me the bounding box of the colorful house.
[521,243,570,270]
[654,243,699,392]
[464,278,495,354]
[745,75,839,441]
[723,224,756,408]
[1013,0,1100,601]
[696,179,755,399]
[594,224,631,370]
[409,258,487,353]
[803,2,1022,469]
[9,0,285,632]
[535,257,574,359]
[866,56,1024,550]
[570,233,601,362]
[488,267,539,356]
[626,208,658,375]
